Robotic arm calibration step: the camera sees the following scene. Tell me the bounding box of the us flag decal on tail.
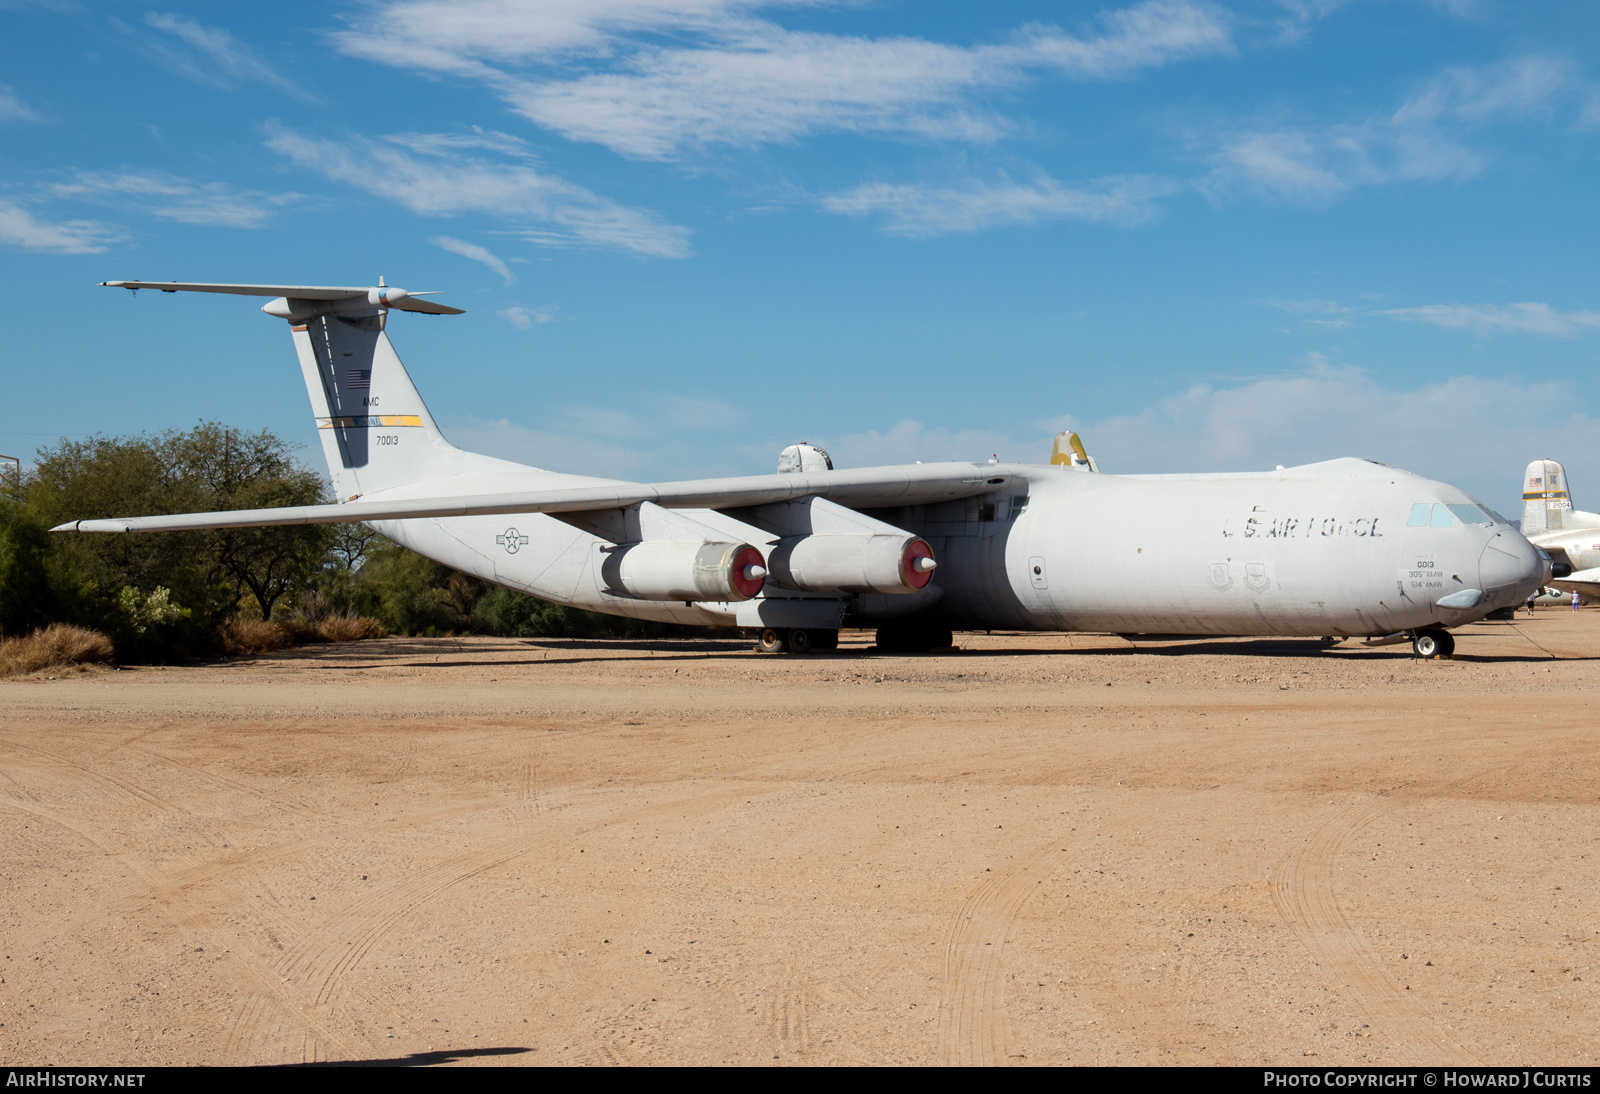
[346,369,372,389]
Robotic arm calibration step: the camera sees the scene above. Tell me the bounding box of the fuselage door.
[1029,555,1048,590]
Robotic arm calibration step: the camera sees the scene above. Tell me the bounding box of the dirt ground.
[1,610,1597,1067]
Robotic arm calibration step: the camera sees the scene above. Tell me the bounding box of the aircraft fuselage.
[371,458,1543,638]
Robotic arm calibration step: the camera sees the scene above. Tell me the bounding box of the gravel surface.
[1,613,1595,1066]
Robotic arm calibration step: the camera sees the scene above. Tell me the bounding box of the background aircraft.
[1519,458,1600,603]
[58,281,1549,659]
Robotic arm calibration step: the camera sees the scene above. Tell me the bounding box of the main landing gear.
[1412,628,1455,659]
[755,627,839,654]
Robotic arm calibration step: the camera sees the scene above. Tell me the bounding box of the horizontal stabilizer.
[101,281,464,315]
[54,463,1015,534]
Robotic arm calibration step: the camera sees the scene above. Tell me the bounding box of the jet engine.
[600,540,767,602]
[767,534,935,595]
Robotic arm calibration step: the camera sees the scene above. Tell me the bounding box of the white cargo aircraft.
[1518,458,1600,600]
[58,280,1548,659]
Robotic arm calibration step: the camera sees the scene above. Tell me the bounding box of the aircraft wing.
[101,281,465,316]
[53,463,1016,534]
[1548,567,1600,596]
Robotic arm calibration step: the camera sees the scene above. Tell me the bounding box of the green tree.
[171,424,331,619]
[28,422,332,623]
[0,501,53,637]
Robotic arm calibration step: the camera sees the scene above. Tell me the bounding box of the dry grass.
[0,624,115,676]
[221,615,386,656]
[220,619,294,656]
[319,615,386,642]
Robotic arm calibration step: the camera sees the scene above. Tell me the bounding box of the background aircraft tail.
[1522,458,1573,533]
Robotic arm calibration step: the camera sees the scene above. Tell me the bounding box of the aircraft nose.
[1479,531,1544,605]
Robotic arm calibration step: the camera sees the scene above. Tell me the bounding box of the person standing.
[1527,592,1539,615]
[1574,591,1582,611]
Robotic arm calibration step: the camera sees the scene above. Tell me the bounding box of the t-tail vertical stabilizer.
[102,279,528,500]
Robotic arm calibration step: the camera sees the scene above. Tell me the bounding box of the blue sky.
[3,0,1599,516]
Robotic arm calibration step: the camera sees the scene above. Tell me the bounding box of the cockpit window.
[1408,501,1498,527]
[1466,495,1509,524]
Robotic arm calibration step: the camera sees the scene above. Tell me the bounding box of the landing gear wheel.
[787,628,813,654]
[1413,629,1455,659]
[755,628,787,654]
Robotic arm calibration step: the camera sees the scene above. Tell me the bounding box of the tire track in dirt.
[764,961,814,1059]
[0,739,371,1064]
[4,740,184,816]
[257,785,759,1057]
[0,792,361,1063]
[132,748,327,819]
[1269,775,1494,1065]
[939,844,1055,1065]
[934,793,1209,1068]
[939,798,1189,1067]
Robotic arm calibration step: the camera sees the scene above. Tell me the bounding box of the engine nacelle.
[768,534,935,595]
[601,540,766,602]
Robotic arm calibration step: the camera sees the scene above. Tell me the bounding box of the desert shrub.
[219,618,293,656]
[104,585,212,664]
[0,624,114,676]
[276,618,323,645]
[319,615,385,642]
[330,541,459,635]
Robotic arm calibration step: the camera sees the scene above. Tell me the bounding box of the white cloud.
[1379,302,1600,337]
[498,304,555,329]
[1207,54,1588,204]
[1269,298,1351,315]
[823,171,1171,236]
[45,171,299,228]
[1058,364,1598,510]
[336,0,1232,159]
[0,201,124,253]
[662,396,743,431]
[1267,297,1353,328]
[433,235,516,284]
[141,13,314,101]
[0,85,44,123]
[451,363,1598,511]
[1393,55,1574,127]
[263,122,692,258]
[332,0,766,71]
[826,419,1025,469]
[440,415,647,477]
[1022,0,1233,79]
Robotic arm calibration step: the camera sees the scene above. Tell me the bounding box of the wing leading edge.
[53,464,1016,534]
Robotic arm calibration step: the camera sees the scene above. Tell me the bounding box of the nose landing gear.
[1412,629,1455,659]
